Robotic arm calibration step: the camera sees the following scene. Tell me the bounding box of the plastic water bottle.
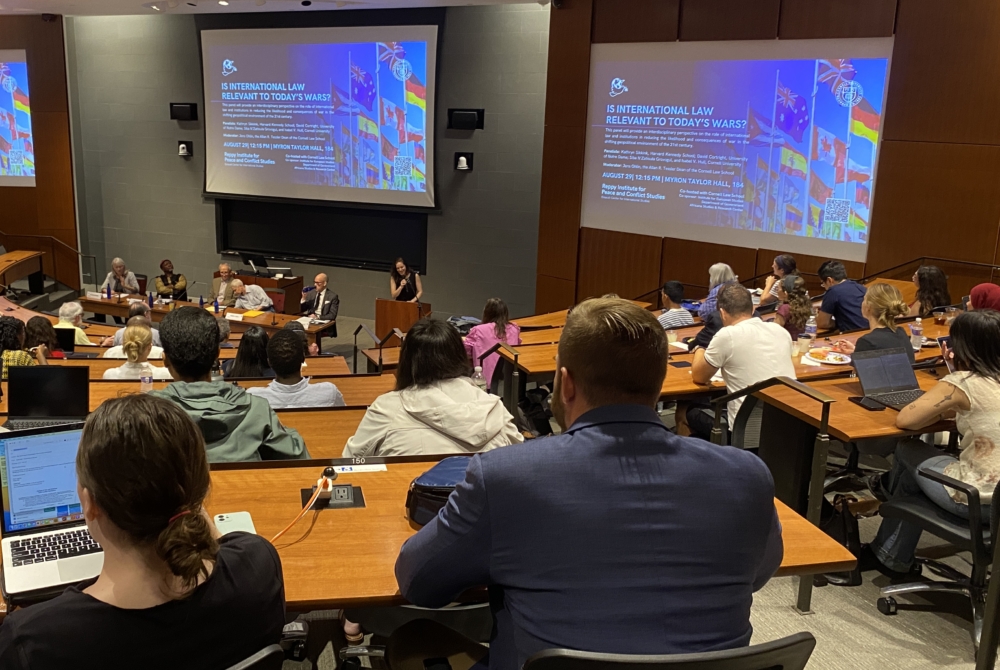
[472,366,488,392]
[910,317,924,349]
[139,363,154,393]
[211,360,224,382]
[805,312,818,339]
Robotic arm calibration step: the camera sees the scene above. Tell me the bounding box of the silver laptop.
[0,424,103,602]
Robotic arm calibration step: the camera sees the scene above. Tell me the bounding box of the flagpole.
[764,69,780,233]
[374,43,383,189]
[348,51,357,188]
[803,59,819,238]
[844,87,852,197]
[739,101,750,229]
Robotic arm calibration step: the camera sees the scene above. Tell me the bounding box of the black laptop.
[54,328,99,359]
[853,348,925,410]
[3,367,89,430]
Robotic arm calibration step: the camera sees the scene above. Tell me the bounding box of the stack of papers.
[242,310,264,318]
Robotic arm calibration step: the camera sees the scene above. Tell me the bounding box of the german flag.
[851,98,879,143]
[405,75,426,111]
[13,88,29,115]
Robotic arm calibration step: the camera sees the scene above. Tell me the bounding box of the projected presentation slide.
[202,26,436,208]
[0,50,35,187]
[581,39,893,262]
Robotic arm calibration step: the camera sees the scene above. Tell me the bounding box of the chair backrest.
[523,633,816,670]
[962,295,971,311]
[135,273,148,294]
[730,394,763,450]
[264,288,285,313]
[224,644,284,670]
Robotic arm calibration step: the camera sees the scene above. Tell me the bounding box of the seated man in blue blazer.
[394,297,783,670]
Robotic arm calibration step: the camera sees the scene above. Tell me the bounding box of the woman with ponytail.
[103,321,172,379]
[834,282,915,363]
[0,394,286,669]
[773,275,811,339]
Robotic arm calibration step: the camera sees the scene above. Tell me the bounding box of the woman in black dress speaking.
[390,257,423,303]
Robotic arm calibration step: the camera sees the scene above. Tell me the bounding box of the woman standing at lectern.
[390,257,423,303]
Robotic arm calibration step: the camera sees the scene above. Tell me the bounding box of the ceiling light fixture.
[218,0,228,5]
[151,3,161,8]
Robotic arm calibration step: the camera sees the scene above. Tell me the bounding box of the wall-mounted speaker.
[170,103,198,121]
[448,109,485,131]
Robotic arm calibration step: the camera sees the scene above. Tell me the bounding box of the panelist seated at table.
[212,262,237,308]
[99,303,162,348]
[230,279,274,312]
[300,273,339,321]
[831,283,915,364]
[152,259,188,301]
[343,319,522,458]
[54,302,91,347]
[248,331,345,409]
[150,307,309,462]
[816,260,867,332]
[103,322,172,380]
[0,316,47,380]
[394,298,782,670]
[98,257,140,296]
[0,395,286,668]
[861,310,1000,579]
[689,284,796,442]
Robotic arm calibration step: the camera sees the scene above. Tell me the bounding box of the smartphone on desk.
[214,511,257,535]
[849,396,885,411]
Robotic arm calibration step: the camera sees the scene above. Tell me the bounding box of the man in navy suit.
[394,298,783,670]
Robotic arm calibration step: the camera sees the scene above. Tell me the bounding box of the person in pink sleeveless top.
[464,298,521,390]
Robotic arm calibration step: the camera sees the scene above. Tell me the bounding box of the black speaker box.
[170,103,198,121]
[448,109,484,130]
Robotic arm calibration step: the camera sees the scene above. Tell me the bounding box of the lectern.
[375,299,431,343]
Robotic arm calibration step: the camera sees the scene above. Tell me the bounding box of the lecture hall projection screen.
[581,38,893,263]
[202,26,437,208]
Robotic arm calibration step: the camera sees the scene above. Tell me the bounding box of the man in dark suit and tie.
[300,273,339,320]
[394,297,783,670]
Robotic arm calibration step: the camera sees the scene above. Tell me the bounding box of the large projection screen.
[202,26,437,208]
[581,39,893,263]
[0,50,36,187]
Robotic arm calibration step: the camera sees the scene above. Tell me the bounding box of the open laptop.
[0,424,103,603]
[3,367,89,431]
[853,347,925,410]
[54,327,100,359]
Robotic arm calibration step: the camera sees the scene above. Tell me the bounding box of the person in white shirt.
[247,331,344,409]
[103,321,172,380]
[658,280,695,330]
[343,318,522,458]
[230,280,274,311]
[689,283,795,441]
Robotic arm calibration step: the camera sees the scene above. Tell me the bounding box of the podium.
[375,299,431,343]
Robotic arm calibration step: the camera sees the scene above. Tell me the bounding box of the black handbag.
[818,494,863,587]
[405,457,472,526]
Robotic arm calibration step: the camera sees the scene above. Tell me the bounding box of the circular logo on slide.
[1,76,15,94]
[393,59,413,82]
[835,80,863,108]
[609,77,628,98]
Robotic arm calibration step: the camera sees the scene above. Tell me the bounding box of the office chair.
[875,469,1000,653]
[224,644,284,670]
[521,632,816,670]
[728,394,763,450]
[135,273,148,295]
[963,295,971,311]
[263,288,285,313]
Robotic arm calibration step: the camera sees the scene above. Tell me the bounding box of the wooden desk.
[47,355,350,380]
[361,347,400,373]
[867,277,917,307]
[513,300,652,330]
[0,297,118,343]
[276,408,365,459]
[0,251,43,289]
[519,328,564,346]
[205,461,854,611]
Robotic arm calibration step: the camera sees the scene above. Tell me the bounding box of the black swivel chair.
[224,644,284,670]
[521,632,816,670]
[876,469,1000,653]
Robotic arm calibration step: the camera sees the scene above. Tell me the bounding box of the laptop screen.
[0,427,85,533]
[8,367,89,418]
[854,348,919,396]
[54,327,76,353]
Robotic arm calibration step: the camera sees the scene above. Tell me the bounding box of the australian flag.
[775,82,809,144]
[350,64,376,112]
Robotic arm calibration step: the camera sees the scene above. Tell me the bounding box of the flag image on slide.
[810,172,834,204]
[350,63,376,111]
[380,97,405,142]
[747,108,784,147]
[779,146,807,179]
[377,42,407,69]
[851,97,880,143]
[812,126,846,182]
[847,158,871,184]
[357,113,378,141]
[775,82,809,143]
[785,205,803,232]
[817,59,856,93]
[405,74,426,110]
[12,88,29,114]
[0,60,35,179]
[414,143,425,162]
[856,183,871,208]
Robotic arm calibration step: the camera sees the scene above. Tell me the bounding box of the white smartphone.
[214,511,257,536]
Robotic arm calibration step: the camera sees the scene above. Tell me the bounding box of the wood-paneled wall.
[0,16,79,289]
[536,0,1000,309]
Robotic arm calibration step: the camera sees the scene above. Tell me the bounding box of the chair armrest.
[917,467,980,508]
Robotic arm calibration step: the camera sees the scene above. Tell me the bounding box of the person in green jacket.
[151,306,309,462]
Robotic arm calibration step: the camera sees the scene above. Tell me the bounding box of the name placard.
[225,312,244,322]
[85,291,104,301]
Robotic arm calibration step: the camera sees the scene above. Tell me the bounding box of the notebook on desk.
[3,367,89,431]
[0,424,103,603]
[853,348,925,410]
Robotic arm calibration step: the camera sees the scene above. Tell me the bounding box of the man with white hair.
[54,301,90,346]
[231,279,273,311]
[211,262,237,308]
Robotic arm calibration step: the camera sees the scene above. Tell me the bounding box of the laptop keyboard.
[875,389,925,407]
[3,420,80,431]
[9,528,101,567]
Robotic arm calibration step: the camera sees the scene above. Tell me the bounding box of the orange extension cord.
[270,478,331,544]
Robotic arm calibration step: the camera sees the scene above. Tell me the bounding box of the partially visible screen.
[202,26,437,208]
[0,50,35,187]
[581,39,893,263]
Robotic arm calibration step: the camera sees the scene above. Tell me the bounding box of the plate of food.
[805,347,852,365]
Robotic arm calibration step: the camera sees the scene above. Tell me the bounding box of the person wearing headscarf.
[970,283,1000,312]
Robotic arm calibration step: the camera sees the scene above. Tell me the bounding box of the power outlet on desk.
[300,485,366,510]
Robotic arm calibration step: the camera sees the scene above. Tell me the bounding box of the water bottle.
[805,312,818,339]
[910,317,924,349]
[213,298,220,314]
[139,363,154,393]
[105,283,112,299]
[148,292,154,308]
[199,295,205,308]
[211,360,224,382]
[472,366,488,392]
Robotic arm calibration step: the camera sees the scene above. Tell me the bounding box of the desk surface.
[513,301,652,330]
[206,460,855,610]
[867,278,917,307]
[0,251,43,284]
[362,347,401,368]
[0,298,119,342]
[276,409,365,459]
[754,369,952,442]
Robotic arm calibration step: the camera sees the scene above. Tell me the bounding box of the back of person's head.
[717,283,753,318]
[971,283,1000,312]
[661,280,685,305]
[950,310,1000,386]
[914,265,952,314]
[128,302,151,320]
[282,320,310,356]
[481,298,511,341]
[864,283,909,331]
[230,278,245,291]
[227,326,269,378]
[267,330,305,377]
[216,317,231,344]
[0,315,24,352]
[122,322,153,364]
[818,260,848,282]
[77,395,217,592]
[59,301,83,323]
[158,307,220,379]
[601,293,620,299]
[774,254,798,276]
[558,298,666,407]
[396,318,470,391]
[708,263,735,289]
[779,276,811,329]
[24,316,59,352]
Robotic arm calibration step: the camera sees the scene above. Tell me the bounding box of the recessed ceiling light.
[151,4,161,9]
[218,0,228,5]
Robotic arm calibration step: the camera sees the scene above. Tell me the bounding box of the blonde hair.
[122,322,153,364]
[864,283,909,331]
